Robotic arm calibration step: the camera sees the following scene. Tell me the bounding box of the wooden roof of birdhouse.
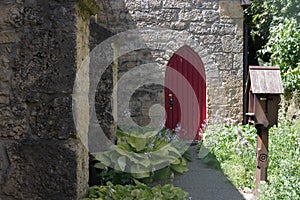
[246,66,284,94]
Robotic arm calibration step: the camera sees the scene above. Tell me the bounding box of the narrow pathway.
[172,146,245,200]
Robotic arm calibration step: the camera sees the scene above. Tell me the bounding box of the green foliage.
[199,118,300,199]
[199,124,257,190]
[264,19,300,73]
[246,0,300,41]
[93,128,189,185]
[262,18,300,95]
[282,64,300,97]
[84,180,189,200]
[259,119,300,200]
[245,0,300,97]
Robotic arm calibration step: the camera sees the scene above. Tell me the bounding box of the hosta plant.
[92,128,190,184]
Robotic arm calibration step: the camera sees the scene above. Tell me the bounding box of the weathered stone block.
[147,0,162,10]
[207,87,227,106]
[219,1,243,19]
[202,1,219,9]
[198,35,221,45]
[0,140,10,186]
[162,0,191,9]
[124,0,142,11]
[0,5,20,29]
[0,81,10,94]
[236,18,243,36]
[190,22,211,34]
[0,31,18,44]
[1,139,88,200]
[28,97,75,139]
[233,53,243,70]
[0,96,9,105]
[0,54,11,83]
[0,104,27,139]
[211,22,236,35]
[202,10,219,22]
[212,53,233,71]
[12,28,76,94]
[178,9,203,22]
[221,35,243,53]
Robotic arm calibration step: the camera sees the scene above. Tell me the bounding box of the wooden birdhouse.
[246,66,284,128]
[246,66,284,193]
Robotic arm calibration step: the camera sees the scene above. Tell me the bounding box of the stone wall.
[92,0,244,136]
[0,0,97,199]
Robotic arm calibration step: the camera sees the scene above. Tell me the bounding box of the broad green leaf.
[152,167,172,181]
[170,164,188,174]
[94,162,106,169]
[130,165,150,178]
[109,151,121,162]
[117,156,127,171]
[93,152,111,166]
[128,135,147,152]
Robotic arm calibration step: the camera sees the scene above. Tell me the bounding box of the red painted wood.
[165,46,206,140]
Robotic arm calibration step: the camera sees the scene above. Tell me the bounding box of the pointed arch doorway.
[164,45,206,140]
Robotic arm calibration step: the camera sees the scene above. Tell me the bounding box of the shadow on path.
[171,146,245,200]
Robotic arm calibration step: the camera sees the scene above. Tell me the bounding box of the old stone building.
[0,0,246,199]
[89,0,245,146]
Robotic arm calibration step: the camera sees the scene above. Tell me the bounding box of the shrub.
[199,118,300,199]
[245,0,300,98]
[259,119,300,200]
[92,128,190,185]
[84,180,189,200]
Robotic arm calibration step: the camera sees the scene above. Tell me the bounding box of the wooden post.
[246,66,283,195]
[255,124,269,194]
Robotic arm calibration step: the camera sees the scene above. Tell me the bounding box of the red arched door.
[165,45,206,140]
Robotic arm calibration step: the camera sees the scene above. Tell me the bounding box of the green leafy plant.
[262,18,300,97]
[198,123,257,190]
[259,119,300,200]
[245,0,300,99]
[84,180,189,200]
[199,116,300,199]
[93,128,190,184]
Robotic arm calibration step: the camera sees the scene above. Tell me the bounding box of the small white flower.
[148,142,154,149]
[175,123,181,133]
[123,108,131,118]
[158,121,165,131]
[108,186,115,195]
[151,167,156,173]
[242,139,248,147]
[144,152,152,158]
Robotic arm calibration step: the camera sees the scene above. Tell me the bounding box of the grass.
[199,117,300,199]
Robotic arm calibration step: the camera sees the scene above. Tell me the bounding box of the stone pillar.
[0,0,98,199]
